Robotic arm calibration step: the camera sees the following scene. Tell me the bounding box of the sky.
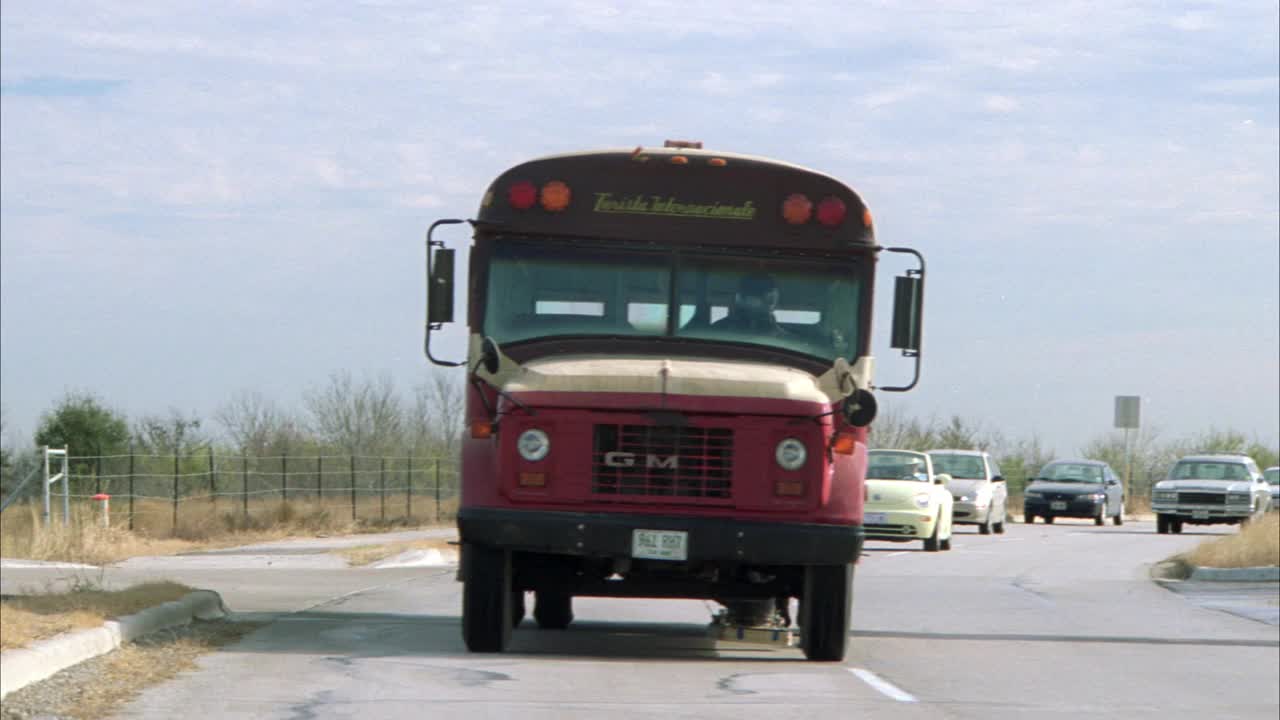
[1,1,1277,456]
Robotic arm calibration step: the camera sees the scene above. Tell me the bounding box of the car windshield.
[1265,468,1279,485]
[1170,461,1250,481]
[928,453,985,479]
[483,241,863,361]
[1037,463,1105,483]
[867,451,929,482]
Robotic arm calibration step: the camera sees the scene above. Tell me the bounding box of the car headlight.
[1227,492,1251,504]
[517,429,550,461]
[1024,491,1042,498]
[913,492,932,509]
[1153,491,1177,502]
[775,438,807,471]
[1081,493,1104,502]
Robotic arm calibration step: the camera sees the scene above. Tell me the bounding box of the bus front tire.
[800,564,853,662]
[462,543,512,652]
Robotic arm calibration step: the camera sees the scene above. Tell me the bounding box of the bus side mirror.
[428,247,456,325]
[424,219,467,368]
[879,248,925,393]
[891,275,922,352]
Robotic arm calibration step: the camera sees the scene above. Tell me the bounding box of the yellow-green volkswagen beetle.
[864,449,955,552]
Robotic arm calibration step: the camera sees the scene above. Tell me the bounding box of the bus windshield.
[483,241,862,361]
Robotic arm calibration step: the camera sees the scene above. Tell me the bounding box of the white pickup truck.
[1150,454,1273,534]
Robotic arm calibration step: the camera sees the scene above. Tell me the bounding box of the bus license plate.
[632,530,688,561]
[1050,501,1068,511]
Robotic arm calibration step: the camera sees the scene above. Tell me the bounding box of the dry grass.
[0,581,193,650]
[0,496,459,565]
[1182,513,1280,569]
[1,619,262,720]
[336,537,457,566]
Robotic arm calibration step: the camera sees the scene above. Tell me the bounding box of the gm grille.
[1177,491,1225,505]
[592,424,733,500]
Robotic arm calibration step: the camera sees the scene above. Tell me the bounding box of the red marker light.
[816,197,847,227]
[782,193,812,224]
[508,180,537,210]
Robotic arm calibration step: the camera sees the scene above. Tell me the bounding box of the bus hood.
[498,354,871,408]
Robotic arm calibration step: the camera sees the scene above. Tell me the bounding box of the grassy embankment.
[0,581,194,650]
[0,495,458,566]
[1181,513,1280,569]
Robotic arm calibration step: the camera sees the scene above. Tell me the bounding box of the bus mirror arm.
[425,219,468,368]
[879,246,925,393]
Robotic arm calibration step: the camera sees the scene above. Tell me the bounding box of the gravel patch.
[1,619,261,720]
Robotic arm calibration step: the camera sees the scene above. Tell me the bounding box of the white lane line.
[848,667,918,703]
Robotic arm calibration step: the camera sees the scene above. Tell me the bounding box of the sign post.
[1114,396,1141,513]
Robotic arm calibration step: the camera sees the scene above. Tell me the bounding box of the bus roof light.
[540,181,571,212]
[816,197,847,227]
[782,193,813,224]
[708,158,727,167]
[670,155,689,165]
[508,180,537,210]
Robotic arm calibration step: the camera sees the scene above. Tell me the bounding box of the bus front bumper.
[457,507,862,566]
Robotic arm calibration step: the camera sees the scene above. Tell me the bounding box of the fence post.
[317,456,323,504]
[172,452,180,535]
[406,455,413,520]
[242,455,249,517]
[379,457,386,521]
[62,447,69,525]
[282,453,289,505]
[128,444,135,531]
[41,445,50,526]
[434,458,441,523]
[95,450,103,496]
[350,455,357,521]
[208,446,216,512]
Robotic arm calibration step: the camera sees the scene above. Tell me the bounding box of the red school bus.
[424,140,925,661]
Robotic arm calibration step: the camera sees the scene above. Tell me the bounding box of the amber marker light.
[775,480,804,497]
[862,207,874,228]
[782,193,813,224]
[708,157,727,167]
[540,180,571,212]
[669,155,689,165]
[470,420,494,439]
[831,432,856,455]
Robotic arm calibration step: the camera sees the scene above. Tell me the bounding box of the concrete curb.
[0,590,226,699]
[1188,566,1280,582]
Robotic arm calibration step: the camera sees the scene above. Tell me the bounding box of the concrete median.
[0,590,226,699]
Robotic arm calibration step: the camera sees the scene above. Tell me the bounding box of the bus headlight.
[775,438,807,471]
[517,429,550,461]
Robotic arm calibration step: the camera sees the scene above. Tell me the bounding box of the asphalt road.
[5,521,1278,719]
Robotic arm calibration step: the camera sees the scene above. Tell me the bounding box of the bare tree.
[868,405,939,451]
[132,408,207,455]
[214,390,304,456]
[305,371,405,455]
[430,372,465,456]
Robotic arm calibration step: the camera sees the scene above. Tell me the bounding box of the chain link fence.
[2,450,461,535]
